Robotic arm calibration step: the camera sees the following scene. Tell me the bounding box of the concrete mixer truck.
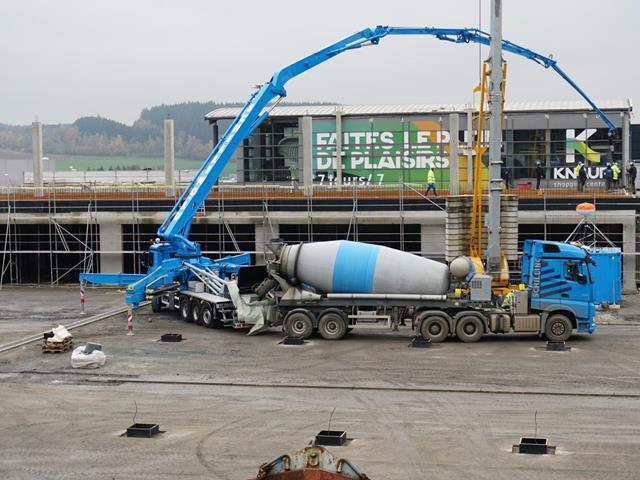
[250,239,596,343]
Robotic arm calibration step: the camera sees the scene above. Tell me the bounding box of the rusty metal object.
[251,446,370,480]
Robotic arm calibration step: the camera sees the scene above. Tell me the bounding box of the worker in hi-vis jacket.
[426,167,437,196]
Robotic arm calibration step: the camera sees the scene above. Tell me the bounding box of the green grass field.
[54,155,204,171]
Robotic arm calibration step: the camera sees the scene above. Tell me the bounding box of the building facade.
[206,99,633,191]
[1,100,638,294]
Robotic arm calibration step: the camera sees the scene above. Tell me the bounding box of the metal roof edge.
[204,99,632,121]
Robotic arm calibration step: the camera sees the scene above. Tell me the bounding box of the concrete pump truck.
[81,24,616,341]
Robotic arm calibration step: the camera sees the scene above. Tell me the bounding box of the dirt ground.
[0,286,639,479]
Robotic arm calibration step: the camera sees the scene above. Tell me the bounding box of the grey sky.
[1,0,637,125]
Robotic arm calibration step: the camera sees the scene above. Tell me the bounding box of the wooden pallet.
[42,337,73,353]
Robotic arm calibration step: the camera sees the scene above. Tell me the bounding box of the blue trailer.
[589,247,622,305]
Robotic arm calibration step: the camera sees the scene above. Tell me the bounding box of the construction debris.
[252,446,369,480]
[42,336,73,354]
[42,325,74,353]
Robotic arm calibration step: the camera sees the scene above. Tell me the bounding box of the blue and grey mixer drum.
[278,240,450,295]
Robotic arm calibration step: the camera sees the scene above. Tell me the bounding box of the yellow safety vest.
[427,169,435,184]
[503,290,514,307]
[612,164,620,180]
[575,163,583,176]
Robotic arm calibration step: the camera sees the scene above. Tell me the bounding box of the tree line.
[0,100,332,160]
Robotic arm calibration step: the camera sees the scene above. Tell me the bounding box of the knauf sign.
[313,118,451,184]
[549,128,611,188]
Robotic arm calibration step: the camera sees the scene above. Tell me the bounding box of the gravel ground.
[0,287,639,479]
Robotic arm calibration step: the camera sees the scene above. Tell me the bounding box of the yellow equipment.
[469,60,510,290]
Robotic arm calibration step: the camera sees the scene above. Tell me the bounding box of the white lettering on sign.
[437,131,450,144]
[380,131,394,149]
[553,166,604,180]
[416,131,431,144]
[316,133,331,146]
[317,155,333,170]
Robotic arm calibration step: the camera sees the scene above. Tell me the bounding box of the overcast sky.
[1,0,637,125]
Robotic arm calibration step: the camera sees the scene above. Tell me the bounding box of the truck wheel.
[201,303,224,329]
[545,314,572,341]
[284,311,314,339]
[151,296,162,313]
[191,301,202,324]
[318,312,347,340]
[456,316,484,343]
[179,296,191,322]
[420,316,449,343]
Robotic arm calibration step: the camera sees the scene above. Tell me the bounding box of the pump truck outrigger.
[80,25,615,333]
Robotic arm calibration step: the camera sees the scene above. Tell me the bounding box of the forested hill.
[0,101,331,159]
[72,101,243,145]
[139,101,243,143]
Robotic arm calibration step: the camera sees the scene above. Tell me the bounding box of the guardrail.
[0,182,631,202]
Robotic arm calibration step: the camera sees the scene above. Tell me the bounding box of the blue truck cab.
[521,239,596,340]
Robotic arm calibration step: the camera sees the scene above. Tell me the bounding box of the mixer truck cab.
[520,239,596,340]
[419,239,596,343]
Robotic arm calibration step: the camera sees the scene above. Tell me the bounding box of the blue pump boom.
[81,25,618,307]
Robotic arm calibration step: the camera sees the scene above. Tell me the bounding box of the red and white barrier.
[127,310,134,336]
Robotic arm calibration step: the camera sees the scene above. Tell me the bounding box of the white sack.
[71,345,106,369]
[49,325,72,343]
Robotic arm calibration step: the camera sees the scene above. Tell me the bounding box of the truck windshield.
[565,260,590,284]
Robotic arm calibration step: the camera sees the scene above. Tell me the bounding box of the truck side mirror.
[577,273,587,285]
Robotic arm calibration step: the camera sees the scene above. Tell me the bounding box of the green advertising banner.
[313,118,451,185]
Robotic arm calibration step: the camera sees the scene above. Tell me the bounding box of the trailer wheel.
[201,303,224,329]
[545,314,572,341]
[179,296,191,322]
[284,311,314,339]
[455,316,484,343]
[420,316,449,343]
[151,296,162,313]
[190,301,202,324]
[318,312,347,340]
[200,303,213,328]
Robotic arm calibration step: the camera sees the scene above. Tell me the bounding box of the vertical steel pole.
[32,121,43,197]
[466,108,474,193]
[622,111,630,188]
[164,118,175,196]
[335,106,343,190]
[301,116,313,196]
[486,0,503,274]
[449,113,460,195]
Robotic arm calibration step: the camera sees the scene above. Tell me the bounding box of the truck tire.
[190,301,202,324]
[284,311,314,339]
[318,312,347,340]
[545,314,572,341]
[455,316,484,343]
[151,296,162,313]
[201,303,224,329]
[420,316,449,343]
[179,296,191,322]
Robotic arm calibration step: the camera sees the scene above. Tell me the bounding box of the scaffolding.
[0,182,631,287]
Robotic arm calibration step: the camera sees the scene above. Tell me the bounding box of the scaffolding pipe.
[486,0,503,274]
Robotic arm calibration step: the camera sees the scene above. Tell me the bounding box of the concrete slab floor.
[0,285,125,343]
[0,287,639,479]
